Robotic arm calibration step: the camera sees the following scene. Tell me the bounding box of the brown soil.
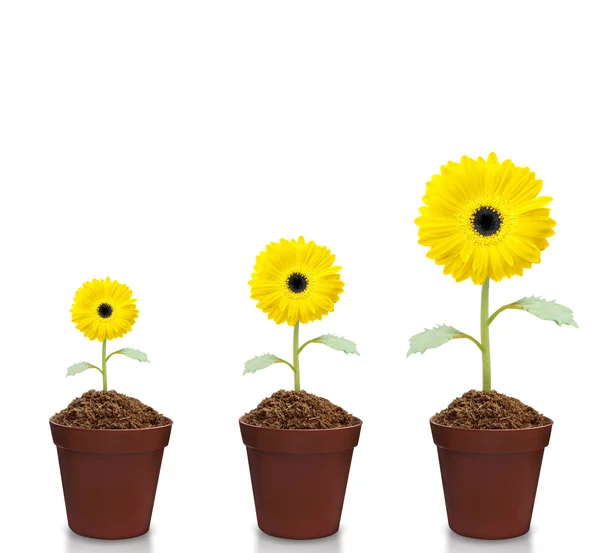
[51,390,170,430]
[432,390,551,430]
[241,389,360,430]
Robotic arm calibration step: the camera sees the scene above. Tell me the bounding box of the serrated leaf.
[514,297,578,328]
[112,348,150,362]
[313,334,360,355]
[66,362,98,377]
[407,325,463,356]
[244,354,286,375]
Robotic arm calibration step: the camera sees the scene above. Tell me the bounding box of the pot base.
[258,523,339,541]
[449,524,530,541]
[68,524,150,541]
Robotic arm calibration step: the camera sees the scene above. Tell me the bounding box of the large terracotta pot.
[431,419,552,539]
[50,419,173,539]
[240,419,362,540]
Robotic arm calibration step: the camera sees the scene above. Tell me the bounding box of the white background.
[0,1,597,551]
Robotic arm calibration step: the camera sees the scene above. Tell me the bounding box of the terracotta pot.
[431,418,552,540]
[240,419,362,540]
[50,419,173,540]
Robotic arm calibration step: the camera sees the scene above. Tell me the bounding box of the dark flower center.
[97,303,114,318]
[472,206,503,236]
[287,272,308,294]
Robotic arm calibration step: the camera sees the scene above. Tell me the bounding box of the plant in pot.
[240,236,361,540]
[407,153,577,540]
[50,277,173,540]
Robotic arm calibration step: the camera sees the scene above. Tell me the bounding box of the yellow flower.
[416,153,556,284]
[71,277,139,341]
[249,237,344,325]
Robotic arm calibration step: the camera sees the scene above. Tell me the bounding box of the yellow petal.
[460,240,474,262]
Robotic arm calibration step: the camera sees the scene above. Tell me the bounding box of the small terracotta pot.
[431,418,552,540]
[50,419,173,540]
[240,419,362,540]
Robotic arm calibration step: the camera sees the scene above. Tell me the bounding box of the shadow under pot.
[50,420,173,540]
[431,419,552,540]
[240,419,362,540]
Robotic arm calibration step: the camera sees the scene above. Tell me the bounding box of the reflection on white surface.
[446,528,533,553]
[65,528,154,553]
[254,528,343,553]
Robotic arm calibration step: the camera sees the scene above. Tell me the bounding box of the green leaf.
[312,334,360,355]
[66,362,99,377]
[407,325,463,357]
[112,348,150,362]
[244,354,287,375]
[514,297,578,328]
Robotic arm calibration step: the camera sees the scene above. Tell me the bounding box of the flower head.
[249,237,344,325]
[416,153,556,284]
[71,277,139,341]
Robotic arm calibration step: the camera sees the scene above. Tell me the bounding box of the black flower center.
[287,272,308,294]
[97,303,113,319]
[472,206,503,237]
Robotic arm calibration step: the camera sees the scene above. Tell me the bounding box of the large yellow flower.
[249,237,344,325]
[416,153,556,284]
[71,277,139,341]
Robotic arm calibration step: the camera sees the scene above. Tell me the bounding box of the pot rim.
[49,416,173,432]
[429,416,553,432]
[239,416,362,432]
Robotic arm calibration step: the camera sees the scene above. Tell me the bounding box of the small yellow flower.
[249,237,344,325]
[71,277,139,341]
[416,153,556,284]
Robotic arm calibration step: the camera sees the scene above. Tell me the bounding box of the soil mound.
[51,390,170,429]
[241,389,360,430]
[432,390,550,430]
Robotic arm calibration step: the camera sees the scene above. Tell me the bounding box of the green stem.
[488,303,519,326]
[298,338,319,355]
[102,338,108,391]
[279,359,295,372]
[456,333,484,352]
[481,277,491,391]
[293,322,300,391]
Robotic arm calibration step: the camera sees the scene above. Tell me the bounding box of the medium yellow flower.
[416,153,556,284]
[249,237,344,325]
[71,277,139,341]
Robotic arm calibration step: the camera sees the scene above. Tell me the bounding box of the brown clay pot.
[50,419,173,540]
[240,419,362,540]
[431,418,552,540]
